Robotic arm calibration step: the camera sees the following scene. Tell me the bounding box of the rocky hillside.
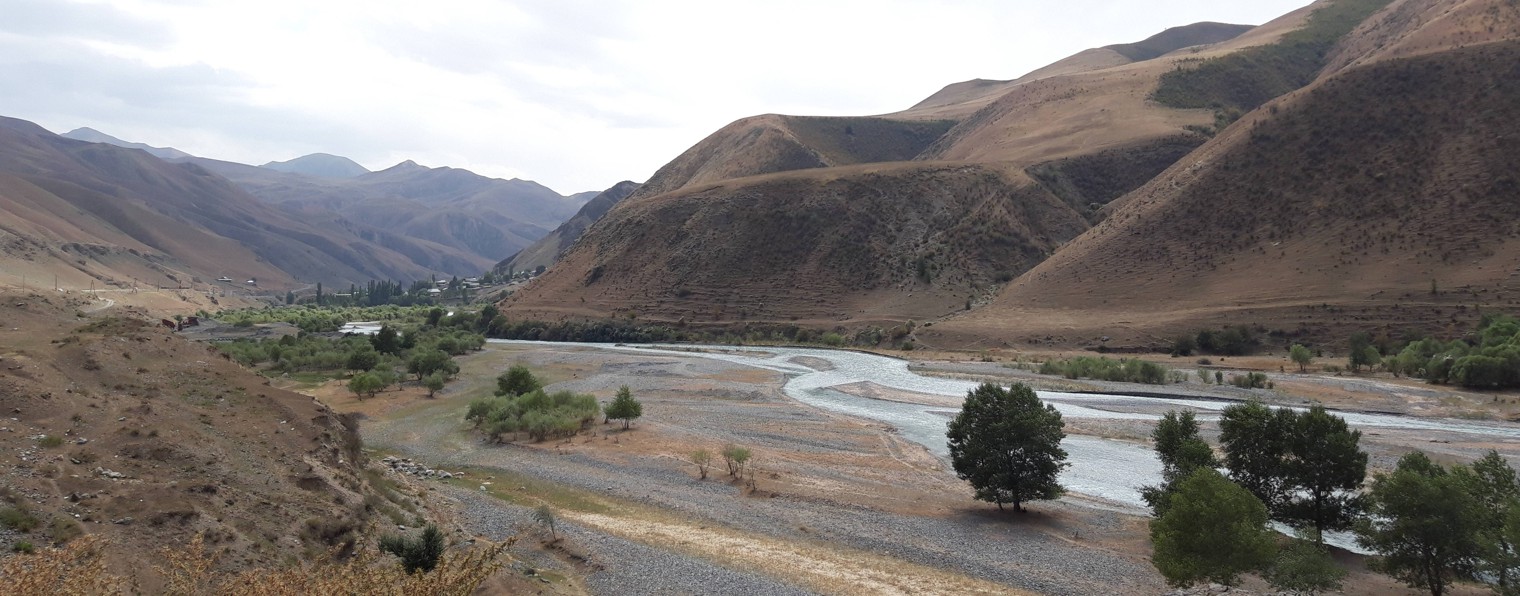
[930,0,1520,350]
[0,293,396,586]
[498,180,640,274]
[504,164,1088,326]
[499,8,1305,328]
[508,0,1520,350]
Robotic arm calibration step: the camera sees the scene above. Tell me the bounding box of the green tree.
[346,349,380,373]
[1349,332,1380,372]
[1290,344,1313,372]
[495,365,542,397]
[1140,410,1217,516]
[285,290,294,305]
[1463,450,1520,590]
[477,305,498,332]
[1220,400,1297,516]
[422,372,445,398]
[1265,537,1346,595]
[379,524,445,574]
[1150,468,1277,587]
[1282,405,1366,542]
[945,383,1068,512]
[371,325,401,355]
[348,373,384,399]
[1355,451,1482,596]
[605,385,642,430]
[407,349,457,381]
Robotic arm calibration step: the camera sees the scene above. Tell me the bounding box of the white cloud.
[0,0,1312,193]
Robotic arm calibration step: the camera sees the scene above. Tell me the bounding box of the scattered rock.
[94,467,126,479]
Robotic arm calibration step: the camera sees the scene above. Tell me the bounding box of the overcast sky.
[0,0,1310,194]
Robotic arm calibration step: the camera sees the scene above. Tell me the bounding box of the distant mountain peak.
[60,127,191,160]
[260,153,369,178]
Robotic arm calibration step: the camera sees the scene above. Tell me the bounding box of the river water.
[492,340,1520,547]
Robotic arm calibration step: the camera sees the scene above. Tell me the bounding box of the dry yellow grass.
[1,533,513,596]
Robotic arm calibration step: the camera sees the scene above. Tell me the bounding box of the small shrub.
[721,444,752,478]
[12,540,34,553]
[1,506,41,532]
[38,435,64,448]
[691,449,713,479]
[532,506,557,542]
[47,517,82,545]
[379,524,445,574]
[1229,372,1270,389]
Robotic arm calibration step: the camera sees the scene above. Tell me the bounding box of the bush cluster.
[466,390,600,442]
[1390,315,1520,388]
[1037,356,1171,385]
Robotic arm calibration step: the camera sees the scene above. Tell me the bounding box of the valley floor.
[304,341,1512,595]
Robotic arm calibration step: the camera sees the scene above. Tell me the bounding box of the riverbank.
[312,341,1453,594]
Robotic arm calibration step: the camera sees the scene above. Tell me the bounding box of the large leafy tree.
[1356,451,1482,596]
[1282,405,1367,542]
[1140,410,1217,516]
[946,383,1068,512]
[1462,450,1520,590]
[1150,468,1277,587]
[1219,400,1297,516]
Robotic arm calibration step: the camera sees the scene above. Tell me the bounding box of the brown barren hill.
[0,292,396,589]
[501,15,1301,330]
[0,116,479,291]
[498,180,641,274]
[501,163,1088,328]
[932,12,1520,350]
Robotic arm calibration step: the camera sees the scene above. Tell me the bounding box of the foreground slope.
[932,0,1520,349]
[0,293,385,584]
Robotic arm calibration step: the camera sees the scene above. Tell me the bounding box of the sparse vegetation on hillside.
[781,116,957,165]
[1152,0,1396,129]
[1026,135,1206,217]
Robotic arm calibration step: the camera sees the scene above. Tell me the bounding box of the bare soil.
[338,341,1467,595]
